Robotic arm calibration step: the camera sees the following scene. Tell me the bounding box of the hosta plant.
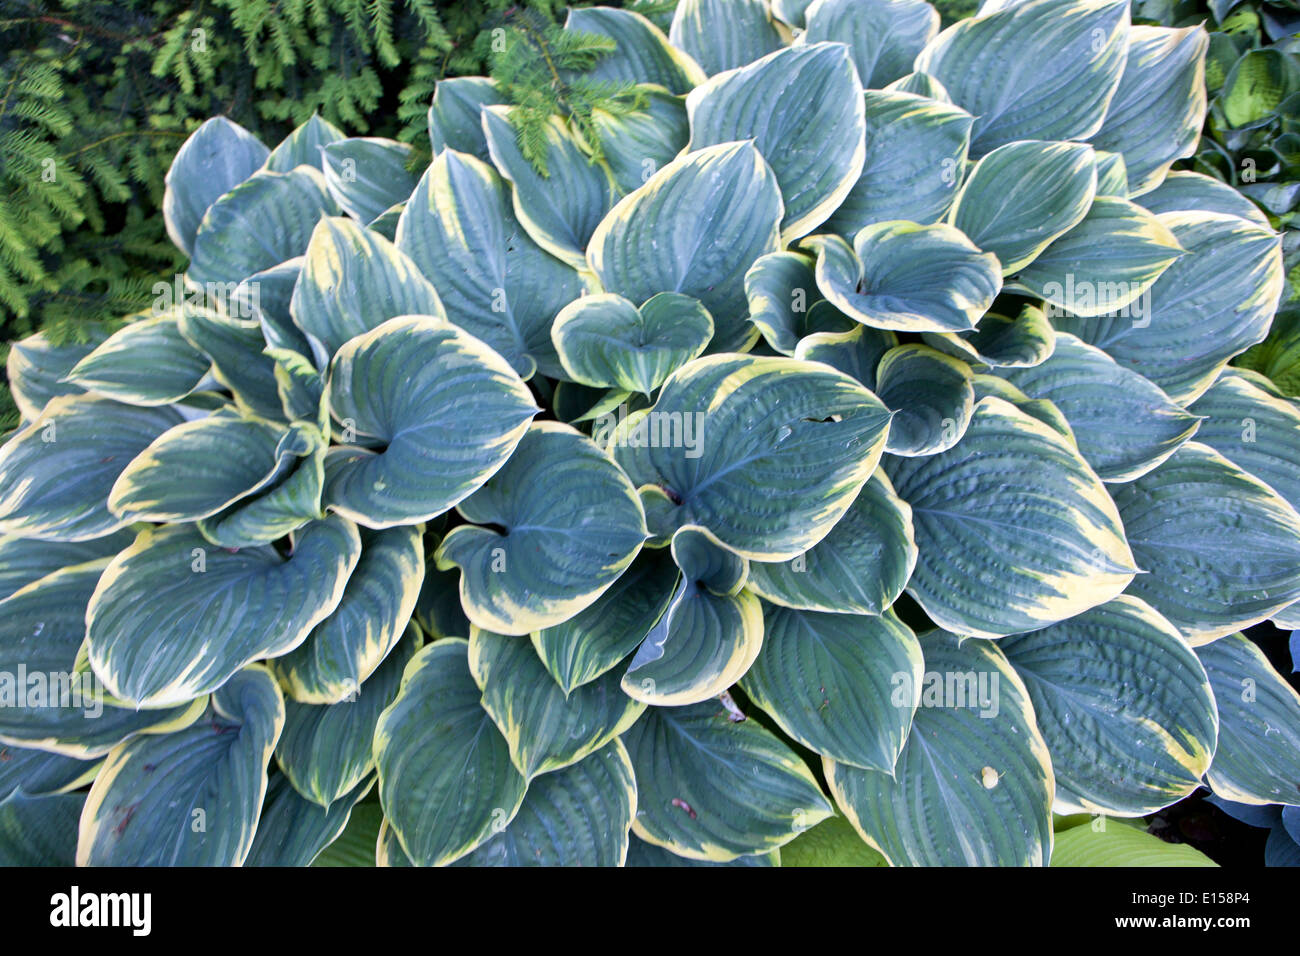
[3,0,1300,868]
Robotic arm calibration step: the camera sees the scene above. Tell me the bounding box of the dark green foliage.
[1129,0,1300,390]
[1134,0,1299,297]
[932,0,980,24]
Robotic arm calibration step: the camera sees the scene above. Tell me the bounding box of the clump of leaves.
[1,0,1298,869]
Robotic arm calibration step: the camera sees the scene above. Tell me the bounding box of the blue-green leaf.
[884,396,1136,638]
[324,315,538,529]
[374,640,527,866]
[914,0,1130,155]
[451,740,637,866]
[587,141,783,352]
[809,224,1002,333]
[188,167,339,287]
[1111,442,1300,644]
[949,140,1097,274]
[0,397,183,542]
[1090,25,1208,196]
[686,43,866,242]
[164,117,269,257]
[996,332,1200,482]
[1199,633,1300,806]
[0,563,206,757]
[469,628,643,779]
[742,605,922,772]
[826,90,973,238]
[274,626,418,807]
[86,517,361,708]
[437,422,647,635]
[321,137,421,225]
[669,0,784,76]
[290,216,446,364]
[623,697,833,861]
[608,353,892,561]
[827,631,1054,865]
[396,150,588,378]
[1000,596,1217,816]
[566,7,706,94]
[78,666,285,866]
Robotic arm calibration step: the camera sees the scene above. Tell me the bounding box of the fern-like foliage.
[483,6,648,175]
[625,0,678,30]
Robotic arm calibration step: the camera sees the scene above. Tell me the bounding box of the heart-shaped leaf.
[428,77,503,161]
[0,397,183,542]
[567,6,705,93]
[949,140,1097,274]
[323,315,538,529]
[164,117,270,257]
[669,0,783,76]
[623,696,833,861]
[451,740,637,867]
[188,167,338,287]
[826,631,1054,865]
[0,563,206,757]
[290,217,446,365]
[1188,368,1300,514]
[1000,595,1217,815]
[746,471,915,615]
[826,90,973,238]
[274,626,419,806]
[552,292,714,394]
[873,344,975,456]
[436,422,647,635]
[622,526,762,706]
[396,150,588,378]
[264,113,345,173]
[608,353,892,560]
[588,141,783,352]
[1052,211,1284,404]
[1198,633,1300,807]
[64,313,210,406]
[321,137,421,225]
[531,548,679,694]
[482,106,619,269]
[374,639,527,866]
[1010,196,1183,315]
[1089,25,1209,196]
[1111,442,1300,644]
[801,0,938,88]
[269,527,424,705]
[742,605,923,772]
[469,628,643,779]
[996,332,1200,482]
[809,223,1002,333]
[914,0,1130,155]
